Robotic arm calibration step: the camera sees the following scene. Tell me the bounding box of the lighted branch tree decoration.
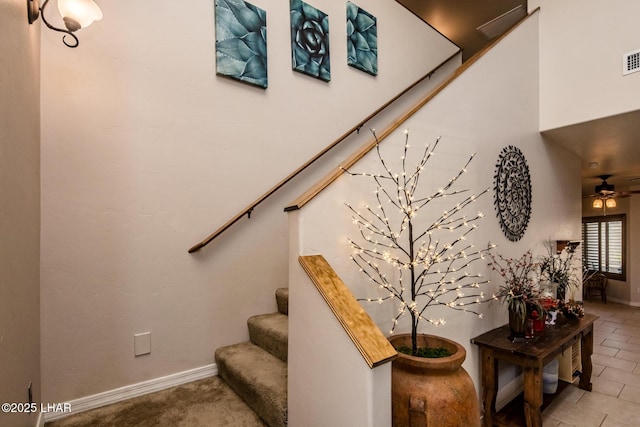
[345,130,494,355]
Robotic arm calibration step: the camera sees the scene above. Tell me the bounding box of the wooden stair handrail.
[298,254,397,368]
[285,7,540,212]
[187,50,461,253]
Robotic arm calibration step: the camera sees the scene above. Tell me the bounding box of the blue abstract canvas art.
[290,0,330,82]
[346,2,377,76]
[215,0,268,88]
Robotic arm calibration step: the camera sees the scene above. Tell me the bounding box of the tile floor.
[542,300,640,427]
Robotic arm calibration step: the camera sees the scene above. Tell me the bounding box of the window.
[582,214,626,281]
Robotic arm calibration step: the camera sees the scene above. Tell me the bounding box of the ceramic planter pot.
[389,334,480,427]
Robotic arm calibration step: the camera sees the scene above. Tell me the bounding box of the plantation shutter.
[606,220,623,274]
[582,221,600,271]
[582,215,625,280]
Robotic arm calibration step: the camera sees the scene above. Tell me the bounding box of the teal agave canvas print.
[215,0,268,88]
[346,2,377,76]
[290,0,331,82]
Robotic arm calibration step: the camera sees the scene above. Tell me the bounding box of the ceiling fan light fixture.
[593,199,603,209]
[606,198,617,208]
[595,175,615,195]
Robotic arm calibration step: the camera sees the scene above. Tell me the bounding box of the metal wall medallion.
[494,146,532,242]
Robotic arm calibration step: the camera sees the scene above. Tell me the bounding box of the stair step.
[248,313,288,363]
[276,288,288,315]
[215,341,287,427]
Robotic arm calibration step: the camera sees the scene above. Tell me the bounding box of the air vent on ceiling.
[623,49,640,75]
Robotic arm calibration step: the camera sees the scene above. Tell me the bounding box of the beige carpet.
[45,376,267,427]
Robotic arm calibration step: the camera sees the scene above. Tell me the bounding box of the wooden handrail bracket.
[298,254,397,368]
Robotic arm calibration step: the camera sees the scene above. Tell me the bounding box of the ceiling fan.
[585,175,640,211]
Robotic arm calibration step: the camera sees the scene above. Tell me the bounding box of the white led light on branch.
[344,129,495,356]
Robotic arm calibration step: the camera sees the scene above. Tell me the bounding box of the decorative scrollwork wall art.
[494,146,532,242]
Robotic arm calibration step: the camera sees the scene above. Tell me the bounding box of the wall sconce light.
[27,0,103,48]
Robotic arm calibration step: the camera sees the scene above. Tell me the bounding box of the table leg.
[523,363,543,427]
[580,326,594,391]
[481,349,498,427]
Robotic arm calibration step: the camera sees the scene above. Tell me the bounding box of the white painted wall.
[288,13,583,416]
[39,0,459,402]
[0,1,41,427]
[288,224,392,427]
[529,0,640,130]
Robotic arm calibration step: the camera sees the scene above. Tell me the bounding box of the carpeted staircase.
[215,288,288,427]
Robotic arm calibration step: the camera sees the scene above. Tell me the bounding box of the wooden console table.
[471,313,597,427]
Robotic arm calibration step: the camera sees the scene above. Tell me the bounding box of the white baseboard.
[606,296,640,307]
[43,363,217,422]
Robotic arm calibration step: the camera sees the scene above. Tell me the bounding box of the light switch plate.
[134,332,151,356]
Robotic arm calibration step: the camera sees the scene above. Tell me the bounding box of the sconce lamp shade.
[606,198,617,208]
[57,0,103,32]
[592,199,603,209]
[27,0,102,47]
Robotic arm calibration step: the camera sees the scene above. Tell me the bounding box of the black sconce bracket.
[27,0,80,48]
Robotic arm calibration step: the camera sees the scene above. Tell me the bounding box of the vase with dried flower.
[539,241,580,301]
[489,250,546,340]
